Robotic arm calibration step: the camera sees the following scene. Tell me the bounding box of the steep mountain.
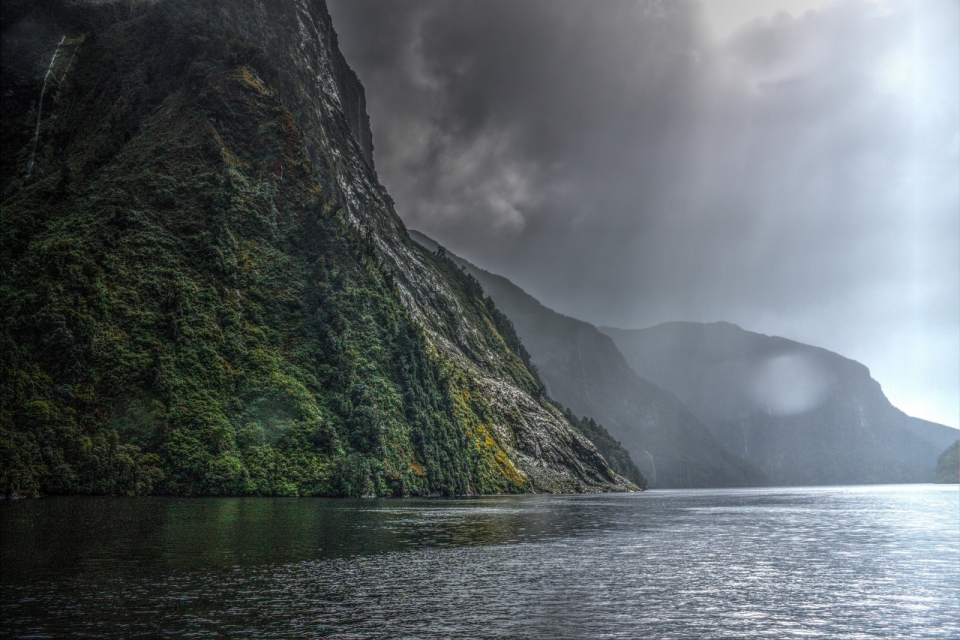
[602,321,958,485]
[0,0,631,496]
[556,408,647,489]
[409,231,766,488]
[934,441,959,484]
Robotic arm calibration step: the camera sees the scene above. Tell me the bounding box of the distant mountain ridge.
[409,231,767,488]
[602,321,958,485]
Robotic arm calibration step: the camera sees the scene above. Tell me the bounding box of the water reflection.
[2,486,958,638]
[1,495,620,583]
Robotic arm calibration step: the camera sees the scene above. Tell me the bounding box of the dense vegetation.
[0,4,554,497]
[558,407,647,489]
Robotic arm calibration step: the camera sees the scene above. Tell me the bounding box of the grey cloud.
[328,0,959,427]
[331,0,705,237]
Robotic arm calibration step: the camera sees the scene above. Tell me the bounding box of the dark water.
[2,485,957,638]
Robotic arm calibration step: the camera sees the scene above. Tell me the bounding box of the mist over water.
[3,486,957,637]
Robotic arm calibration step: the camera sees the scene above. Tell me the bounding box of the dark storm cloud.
[331,0,703,235]
[328,0,959,426]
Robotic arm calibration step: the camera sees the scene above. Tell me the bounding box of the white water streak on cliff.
[24,36,65,180]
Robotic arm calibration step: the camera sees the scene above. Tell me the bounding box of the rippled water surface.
[2,485,957,638]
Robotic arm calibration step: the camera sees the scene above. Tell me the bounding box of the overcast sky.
[328,0,959,428]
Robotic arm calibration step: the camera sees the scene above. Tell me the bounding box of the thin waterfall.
[24,36,65,180]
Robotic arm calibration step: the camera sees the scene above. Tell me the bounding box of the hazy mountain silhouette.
[602,322,958,485]
[409,231,767,488]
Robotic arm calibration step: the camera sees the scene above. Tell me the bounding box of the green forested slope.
[1,2,628,497]
[557,408,647,489]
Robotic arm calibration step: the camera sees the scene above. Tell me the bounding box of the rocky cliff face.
[0,0,629,496]
[410,232,767,489]
[603,322,959,485]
